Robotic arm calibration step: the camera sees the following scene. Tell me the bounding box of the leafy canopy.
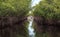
[0,0,31,16]
[33,0,60,19]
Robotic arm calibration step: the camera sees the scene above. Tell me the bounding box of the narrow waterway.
[27,0,42,37]
[27,16,35,37]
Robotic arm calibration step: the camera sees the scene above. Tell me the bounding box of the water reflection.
[27,16,35,37]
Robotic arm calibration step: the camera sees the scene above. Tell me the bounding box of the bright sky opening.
[31,0,41,7]
[29,0,41,14]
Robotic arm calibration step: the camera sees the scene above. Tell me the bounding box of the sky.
[31,0,41,7]
[29,0,41,14]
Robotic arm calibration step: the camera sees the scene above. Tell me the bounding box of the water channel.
[27,16,35,37]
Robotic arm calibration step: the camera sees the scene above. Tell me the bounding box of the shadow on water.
[34,16,60,37]
[0,17,28,37]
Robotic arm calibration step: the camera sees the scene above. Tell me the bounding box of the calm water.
[28,16,35,37]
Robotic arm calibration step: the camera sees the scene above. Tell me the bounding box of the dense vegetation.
[0,0,31,37]
[33,0,60,37]
[34,0,60,19]
[0,0,60,37]
[0,0,31,16]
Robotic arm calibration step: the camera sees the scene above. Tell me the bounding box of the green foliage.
[33,0,60,19]
[0,0,31,16]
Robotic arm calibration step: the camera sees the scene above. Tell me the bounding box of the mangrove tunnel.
[0,0,60,37]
